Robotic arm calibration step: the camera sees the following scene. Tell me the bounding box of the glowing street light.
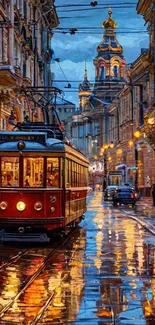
[148,117,155,125]
[133,130,141,192]
[128,140,134,147]
[134,130,141,139]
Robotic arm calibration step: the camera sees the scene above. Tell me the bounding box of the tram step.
[0,231,50,243]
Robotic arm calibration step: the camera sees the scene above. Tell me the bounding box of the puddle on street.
[73,192,155,325]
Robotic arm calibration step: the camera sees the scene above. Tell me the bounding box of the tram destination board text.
[0,134,46,143]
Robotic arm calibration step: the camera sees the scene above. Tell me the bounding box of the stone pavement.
[135,196,155,216]
[134,196,155,231]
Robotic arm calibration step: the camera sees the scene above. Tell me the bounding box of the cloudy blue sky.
[52,0,149,106]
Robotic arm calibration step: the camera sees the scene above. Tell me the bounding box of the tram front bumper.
[0,229,50,242]
[0,217,64,225]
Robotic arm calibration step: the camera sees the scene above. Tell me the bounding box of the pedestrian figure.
[151,183,155,206]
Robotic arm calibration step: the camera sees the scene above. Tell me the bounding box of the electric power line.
[56,2,137,8]
[56,61,70,83]
[55,27,147,30]
[57,7,136,13]
[53,30,148,34]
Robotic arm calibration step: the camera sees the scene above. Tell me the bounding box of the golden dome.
[102,9,117,29]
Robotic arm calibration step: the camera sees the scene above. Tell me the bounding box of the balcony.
[0,65,16,86]
[40,0,59,28]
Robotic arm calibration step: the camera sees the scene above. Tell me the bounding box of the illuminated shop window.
[1,157,19,187]
[24,157,44,187]
[47,158,59,188]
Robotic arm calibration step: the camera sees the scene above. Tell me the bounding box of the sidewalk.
[135,196,155,216]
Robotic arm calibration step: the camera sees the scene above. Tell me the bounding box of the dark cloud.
[52,0,149,104]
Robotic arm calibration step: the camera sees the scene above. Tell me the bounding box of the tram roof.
[0,131,65,151]
[0,131,89,163]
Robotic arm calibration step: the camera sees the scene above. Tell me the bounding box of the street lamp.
[102,141,114,191]
[132,131,140,190]
[103,149,107,191]
[134,143,138,192]
[133,130,141,192]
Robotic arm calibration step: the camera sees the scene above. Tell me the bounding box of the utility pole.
[129,72,139,192]
[103,150,107,191]
[135,143,138,192]
[116,97,120,141]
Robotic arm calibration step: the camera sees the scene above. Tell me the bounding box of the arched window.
[113,65,118,78]
[100,67,105,80]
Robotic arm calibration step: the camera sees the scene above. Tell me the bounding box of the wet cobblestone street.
[0,192,155,324]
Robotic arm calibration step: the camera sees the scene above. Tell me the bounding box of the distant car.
[112,187,138,207]
[104,185,118,201]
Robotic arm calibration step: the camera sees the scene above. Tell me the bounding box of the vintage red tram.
[0,127,89,241]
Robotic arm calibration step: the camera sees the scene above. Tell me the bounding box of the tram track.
[0,248,30,271]
[121,208,155,236]
[30,227,85,325]
[0,226,85,323]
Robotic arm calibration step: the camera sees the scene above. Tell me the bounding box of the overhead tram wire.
[56,2,137,8]
[56,62,68,82]
[56,61,72,89]
[59,16,88,19]
[57,6,136,13]
[54,27,147,30]
[53,30,148,34]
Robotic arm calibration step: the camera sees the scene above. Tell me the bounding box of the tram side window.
[23,158,44,187]
[1,157,19,187]
[72,162,76,187]
[77,164,79,186]
[79,165,81,186]
[81,166,84,186]
[83,167,86,186]
[66,159,69,187]
[69,160,72,186]
[86,167,88,185]
[47,158,59,187]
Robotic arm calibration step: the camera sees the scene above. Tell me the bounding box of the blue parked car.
[112,187,138,207]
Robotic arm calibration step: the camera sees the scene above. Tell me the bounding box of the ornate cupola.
[93,9,126,100]
[78,62,92,110]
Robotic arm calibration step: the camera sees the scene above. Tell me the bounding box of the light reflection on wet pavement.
[0,192,155,324]
[74,192,155,325]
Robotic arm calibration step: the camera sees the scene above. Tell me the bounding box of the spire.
[84,60,88,80]
[95,9,123,55]
[78,61,92,92]
[102,9,117,30]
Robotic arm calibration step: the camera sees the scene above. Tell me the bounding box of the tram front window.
[47,158,59,187]
[1,157,19,187]
[23,157,44,187]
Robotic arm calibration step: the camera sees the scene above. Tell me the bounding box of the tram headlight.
[50,207,55,213]
[0,201,7,210]
[16,201,26,211]
[34,201,43,211]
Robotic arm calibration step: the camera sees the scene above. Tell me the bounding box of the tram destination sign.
[0,133,46,144]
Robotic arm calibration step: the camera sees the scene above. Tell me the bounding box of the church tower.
[93,9,126,102]
[78,62,92,111]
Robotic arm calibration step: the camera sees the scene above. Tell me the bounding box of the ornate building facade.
[68,7,154,192]
[0,0,59,129]
[93,9,126,101]
[70,10,126,161]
